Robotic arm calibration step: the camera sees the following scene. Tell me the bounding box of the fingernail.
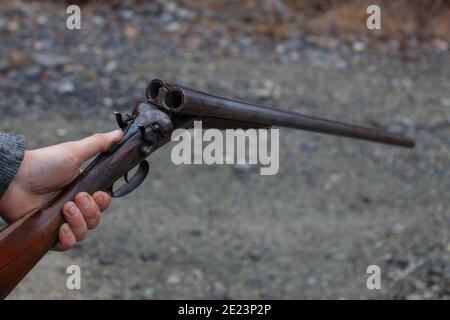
[67,205,78,217]
[94,194,104,203]
[62,224,70,234]
[80,195,90,207]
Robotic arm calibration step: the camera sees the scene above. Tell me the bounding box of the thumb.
[72,130,123,163]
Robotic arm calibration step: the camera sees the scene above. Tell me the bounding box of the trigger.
[108,160,150,198]
[124,172,129,183]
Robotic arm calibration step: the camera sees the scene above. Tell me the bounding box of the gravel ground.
[0,1,449,299]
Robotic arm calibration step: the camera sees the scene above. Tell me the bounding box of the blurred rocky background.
[0,0,449,299]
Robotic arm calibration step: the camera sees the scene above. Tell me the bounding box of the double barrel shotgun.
[0,79,415,298]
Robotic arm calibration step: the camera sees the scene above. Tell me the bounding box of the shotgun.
[0,79,415,298]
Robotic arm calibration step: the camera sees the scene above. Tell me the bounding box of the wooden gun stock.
[0,191,72,299]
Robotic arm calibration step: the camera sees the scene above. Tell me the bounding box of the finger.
[73,130,123,163]
[92,191,112,212]
[62,201,88,241]
[74,192,101,230]
[54,223,76,251]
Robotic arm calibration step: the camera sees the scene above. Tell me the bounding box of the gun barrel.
[159,84,415,148]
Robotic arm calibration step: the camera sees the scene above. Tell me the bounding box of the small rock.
[177,8,195,20]
[263,79,273,90]
[98,251,115,265]
[246,278,264,289]
[214,281,227,294]
[93,15,105,26]
[440,98,450,107]
[289,51,300,62]
[189,194,201,204]
[406,293,422,300]
[393,223,405,233]
[353,41,366,52]
[124,26,139,39]
[248,247,265,261]
[169,246,178,254]
[192,268,203,280]
[131,285,155,299]
[219,38,229,47]
[238,36,252,47]
[105,60,118,73]
[8,20,18,32]
[56,81,75,93]
[296,85,305,97]
[251,88,272,98]
[423,291,434,299]
[391,78,413,89]
[142,287,155,299]
[32,53,71,67]
[56,128,67,137]
[394,115,414,127]
[10,51,29,68]
[139,252,159,262]
[120,10,134,19]
[167,273,180,284]
[431,39,448,50]
[0,59,10,72]
[276,44,286,54]
[0,17,6,30]
[24,66,42,77]
[152,179,162,188]
[324,173,340,191]
[299,141,316,152]
[0,52,29,72]
[189,229,203,237]
[165,22,180,32]
[232,163,253,173]
[36,15,48,25]
[333,252,347,261]
[207,63,216,72]
[102,97,114,107]
[33,40,44,50]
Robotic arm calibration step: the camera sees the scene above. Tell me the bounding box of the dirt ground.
[0,1,449,299]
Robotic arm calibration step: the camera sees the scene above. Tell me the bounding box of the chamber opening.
[146,80,163,100]
[164,90,183,109]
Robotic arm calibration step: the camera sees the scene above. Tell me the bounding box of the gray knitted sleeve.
[0,132,25,199]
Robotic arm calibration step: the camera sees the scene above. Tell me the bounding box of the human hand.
[0,130,123,251]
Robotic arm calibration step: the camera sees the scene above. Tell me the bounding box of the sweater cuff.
[0,132,25,199]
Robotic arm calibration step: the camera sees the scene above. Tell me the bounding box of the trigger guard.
[108,161,150,198]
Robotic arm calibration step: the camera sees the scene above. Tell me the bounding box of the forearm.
[0,132,25,199]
